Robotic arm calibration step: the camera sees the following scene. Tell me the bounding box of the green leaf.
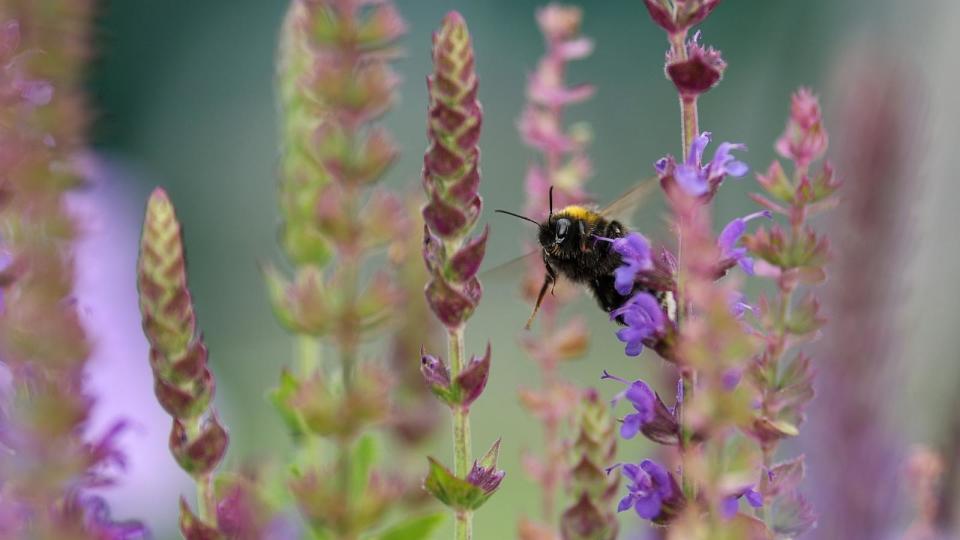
[424,457,490,511]
[261,263,298,331]
[477,437,501,470]
[370,513,446,540]
[350,434,378,497]
[268,369,308,442]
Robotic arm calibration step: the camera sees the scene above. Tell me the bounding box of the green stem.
[680,96,700,160]
[186,419,217,524]
[297,334,319,376]
[449,326,473,540]
[196,472,215,524]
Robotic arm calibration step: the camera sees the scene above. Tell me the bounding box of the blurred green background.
[84,1,960,538]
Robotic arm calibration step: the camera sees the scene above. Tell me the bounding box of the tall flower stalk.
[516,3,594,530]
[137,189,229,535]
[420,12,503,540]
[599,2,837,538]
[559,390,620,540]
[742,88,836,535]
[0,2,144,537]
[804,46,917,539]
[265,1,441,539]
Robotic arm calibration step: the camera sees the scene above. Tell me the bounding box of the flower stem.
[670,31,700,161]
[670,28,700,504]
[297,334,319,376]
[186,419,217,524]
[449,326,473,540]
[680,96,700,160]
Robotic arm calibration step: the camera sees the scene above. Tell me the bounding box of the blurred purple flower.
[657,131,748,197]
[611,460,675,520]
[611,292,665,357]
[79,495,150,539]
[728,291,754,319]
[718,210,771,275]
[720,486,763,519]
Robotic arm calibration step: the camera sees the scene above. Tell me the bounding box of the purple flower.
[728,291,754,319]
[602,371,655,439]
[611,292,665,357]
[602,371,681,445]
[720,486,763,519]
[611,460,675,520]
[467,458,506,494]
[666,132,748,196]
[594,232,653,295]
[718,210,772,275]
[79,495,150,539]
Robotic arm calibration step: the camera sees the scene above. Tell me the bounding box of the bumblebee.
[495,182,671,329]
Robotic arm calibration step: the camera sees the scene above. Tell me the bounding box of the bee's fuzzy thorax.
[555,205,601,223]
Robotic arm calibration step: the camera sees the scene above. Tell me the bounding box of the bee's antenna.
[494,209,540,226]
[548,185,554,219]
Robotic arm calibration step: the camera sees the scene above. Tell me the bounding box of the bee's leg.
[525,262,556,330]
[579,221,591,252]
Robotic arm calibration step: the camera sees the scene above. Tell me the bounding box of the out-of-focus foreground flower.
[515,4,594,535]
[0,2,146,537]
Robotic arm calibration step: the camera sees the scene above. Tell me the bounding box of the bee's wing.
[598,176,659,227]
[479,248,540,281]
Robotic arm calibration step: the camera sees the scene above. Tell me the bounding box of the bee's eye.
[555,218,571,244]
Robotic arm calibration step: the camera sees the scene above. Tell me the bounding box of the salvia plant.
[515,4,594,536]
[597,1,838,538]
[419,12,503,540]
[0,1,146,537]
[9,0,940,539]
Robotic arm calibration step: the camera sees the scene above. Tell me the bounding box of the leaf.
[370,513,446,540]
[179,497,222,540]
[775,354,815,421]
[765,455,805,498]
[268,369,308,442]
[350,434,378,498]
[423,457,491,511]
[711,434,763,493]
[477,437,501,470]
[770,491,816,538]
[261,263,298,331]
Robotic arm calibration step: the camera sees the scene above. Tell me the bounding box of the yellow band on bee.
[557,205,599,222]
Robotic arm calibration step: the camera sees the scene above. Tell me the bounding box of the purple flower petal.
[718,218,747,253]
[745,488,764,508]
[655,157,670,175]
[720,496,739,519]
[674,164,709,196]
[625,381,656,419]
[622,463,641,482]
[688,131,711,166]
[620,414,641,439]
[640,459,673,499]
[634,493,663,519]
[613,266,637,296]
[617,494,635,513]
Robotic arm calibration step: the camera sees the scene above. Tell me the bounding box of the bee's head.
[539,216,573,250]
